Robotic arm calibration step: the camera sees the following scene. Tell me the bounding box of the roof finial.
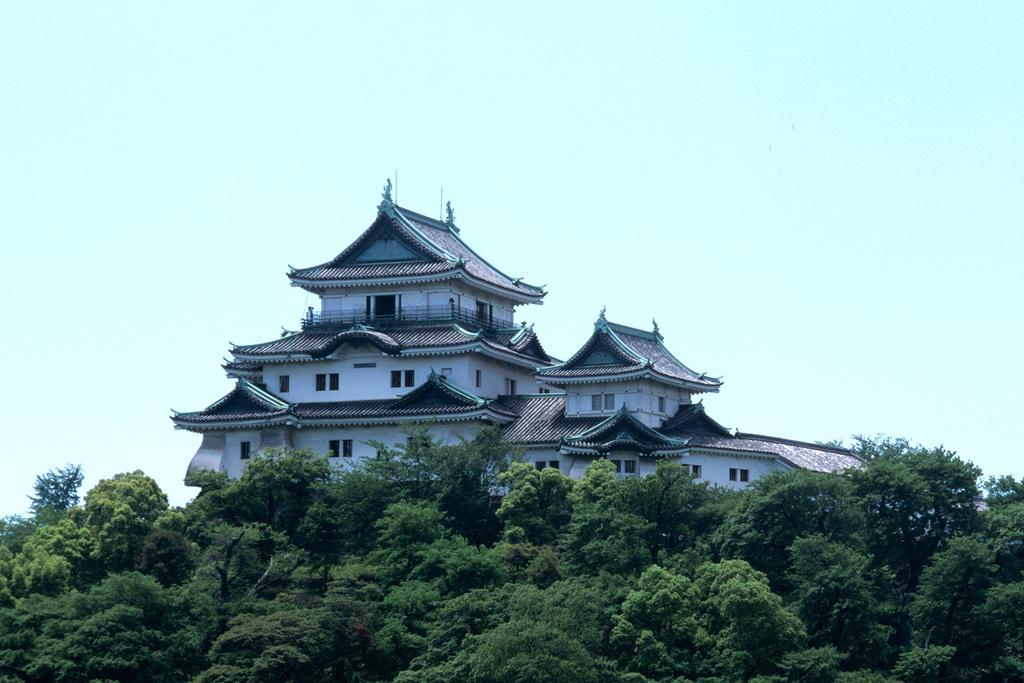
[378,178,394,212]
[444,200,459,233]
[652,318,662,340]
[595,306,608,330]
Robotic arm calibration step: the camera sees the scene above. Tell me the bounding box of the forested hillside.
[1,428,1021,682]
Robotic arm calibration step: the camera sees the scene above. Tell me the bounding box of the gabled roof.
[171,373,515,431]
[172,379,292,426]
[560,406,688,456]
[659,402,732,437]
[227,322,552,370]
[659,404,862,473]
[536,312,721,392]
[288,199,545,303]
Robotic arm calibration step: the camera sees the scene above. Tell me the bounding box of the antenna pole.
[394,169,398,205]
[440,186,443,220]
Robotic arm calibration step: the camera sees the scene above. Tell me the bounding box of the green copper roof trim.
[565,405,686,446]
[393,205,545,296]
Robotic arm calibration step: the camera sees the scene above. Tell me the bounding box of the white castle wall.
[263,350,541,403]
[562,380,692,427]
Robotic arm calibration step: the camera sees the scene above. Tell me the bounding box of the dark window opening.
[329,373,339,390]
[475,369,482,387]
[624,460,636,474]
[342,439,353,458]
[535,461,545,470]
[391,370,402,388]
[604,393,615,410]
[240,441,251,460]
[729,468,737,481]
[278,375,290,393]
[505,378,517,395]
[658,396,666,412]
[475,301,488,321]
[328,440,340,457]
[315,374,327,391]
[548,461,559,469]
[404,369,415,387]
[740,469,750,482]
[611,459,622,473]
[690,464,702,478]
[353,362,376,368]
[375,295,396,318]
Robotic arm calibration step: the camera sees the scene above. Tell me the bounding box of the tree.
[137,528,196,587]
[29,464,83,515]
[496,462,574,545]
[788,535,890,667]
[690,559,806,680]
[716,469,865,590]
[618,460,716,560]
[909,534,996,673]
[611,565,697,678]
[84,471,169,572]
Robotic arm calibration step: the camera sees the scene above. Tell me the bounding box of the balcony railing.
[302,304,515,331]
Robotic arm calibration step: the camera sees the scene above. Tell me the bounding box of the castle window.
[391,370,402,388]
[278,375,290,393]
[539,387,550,394]
[343,439,353,458]
[374,295,396,318]
[240,441,251,460]
[604,393,615,410]
[404,370,415,387]
[611,459,622,473]
[505,378,517,395]
[549,460,559,469]
[658,396,666,413]
[475,369,482,387]
[476,301,488,321]
[353,362,376,368]
[329,373,339,390]
[315,374,327,391]
[328,440,340,457]
[624,460,636,474]
[535,461,545,470]
[689,464,702,478]
[729,468,737,481]
[591,394,602,411]
[729,468,749,482]
[740,469,750,482]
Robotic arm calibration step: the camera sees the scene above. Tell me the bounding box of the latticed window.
[591,394,602,411]
[604,393,615,410]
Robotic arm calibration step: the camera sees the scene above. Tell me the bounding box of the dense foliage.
[0,430,1019,681]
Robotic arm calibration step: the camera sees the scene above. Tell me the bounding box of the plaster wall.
[562,380,692,426]
[263,349,540,402]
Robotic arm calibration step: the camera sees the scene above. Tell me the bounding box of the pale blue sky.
[1,3,1021,514]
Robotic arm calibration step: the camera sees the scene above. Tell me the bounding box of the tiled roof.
[173,380,291,424]
[561,406,687,455]
[288,206,544,301]
[171,374,515,431]
[660,404,861,474]
[230,323,551,366]
[495,395,603,443]
[537,315,721,391]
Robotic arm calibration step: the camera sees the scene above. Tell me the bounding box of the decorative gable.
[350,234,423,263]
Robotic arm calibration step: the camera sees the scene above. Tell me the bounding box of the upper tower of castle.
[288,181,545,332]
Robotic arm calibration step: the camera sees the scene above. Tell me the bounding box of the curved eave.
[172,408,514,433]
[536,367,722,392]
[289,269,545,305]
[401,343,550,369]
[559,442,689,457]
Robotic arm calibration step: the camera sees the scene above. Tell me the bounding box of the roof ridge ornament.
[595,306,608,331]
[378,178,394,212]
[444,201,459,233]
[652,318,663,341]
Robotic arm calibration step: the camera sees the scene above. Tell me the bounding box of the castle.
[173,182,860,487]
